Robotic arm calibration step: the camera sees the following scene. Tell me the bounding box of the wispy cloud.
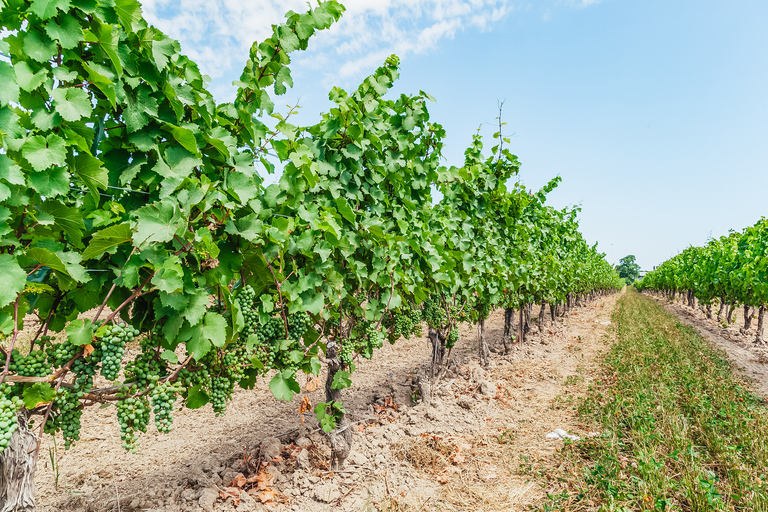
[141,0,514,98]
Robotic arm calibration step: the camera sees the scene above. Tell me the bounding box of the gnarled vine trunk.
[324,342,353,470]
[550,303,557,325]
[523,304,532,335]
[742,305,755,333]
[706,304,712,319]
[0,411,37,512]
[755,306,765,344]
[726,303,736,324]
[478,318,490,367]
[538,302,547,332]
[503,308,515,351]
[716,297,725,323]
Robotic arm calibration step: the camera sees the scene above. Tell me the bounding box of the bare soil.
[32,293,621,512]
[652,296,768,398]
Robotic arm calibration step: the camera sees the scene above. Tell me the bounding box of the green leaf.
[14,62,47,92]
[25,247,88,283]
[22,29,57,62]
[179,321,210,360]
[84,21,122,76]
[0,61,20,106]
[335,197,356,224]
[201,312,226,348]
[151,257,184,294]
[114,0,144,32]
[133,200,185,246]
[181,288,208,326]
[82,223,132,260]
[22,134,67,172]
[28,168,69,197]
[51,87,92,122]
[70,153,108,198]
[0,254,26,308]
[40,202,85,246]
[160,349,178,364]
[185,384,209,409]
[22,383,56,409]
[166,124,198,154]
[269,370,300,401]
[29,0,72,20]
[45,14,84,50]
[65,318,93,346]
[123,86,157,132]
[0,155,27,186]
[331,369,351,390]
[151,37,176,70]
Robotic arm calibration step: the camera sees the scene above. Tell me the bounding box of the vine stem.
[0,295,22,386]
[93,246,138,325]
[104,273,154,324]
[266,261,290,338]
[34,352,81,454]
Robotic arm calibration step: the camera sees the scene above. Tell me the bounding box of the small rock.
[295,436,312,448]
[262,437,282,461]
[457,396,473,410]
[313,483,341,503]
[296,448,311,470]
[479,380,494,396]
[198,487,219,512]
[265,465,282,481]
[425,407,442,421]
[347,451,368,466]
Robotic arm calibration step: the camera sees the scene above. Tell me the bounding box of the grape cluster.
[388,306,423,342]
[237,285,259,335]
[46,341,79,369]
[45,388,84,449]
[288,312,311,340]
[9,348,50,377]
[209,375,232,416]
[0,384,23,453]
[116,394,150,452]
[422,297,446,328]
[149,377,181,434]
[99,323,139,381]
[124,353,167,389]
[339,340,357,366]
[447,327,459,349]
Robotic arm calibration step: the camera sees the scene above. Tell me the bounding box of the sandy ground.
[30,292,622,512]
[650,294,768,399]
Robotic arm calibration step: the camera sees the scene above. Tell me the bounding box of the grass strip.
[543,289,768,511]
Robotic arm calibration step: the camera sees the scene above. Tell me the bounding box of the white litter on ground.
[545,428,580,441]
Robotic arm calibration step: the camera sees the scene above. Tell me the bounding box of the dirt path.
[34,292,621,512]
[652,296,768,399]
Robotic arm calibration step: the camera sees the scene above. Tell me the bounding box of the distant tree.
[616,255,641,284]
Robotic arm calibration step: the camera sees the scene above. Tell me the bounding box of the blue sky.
[143,0,768,270]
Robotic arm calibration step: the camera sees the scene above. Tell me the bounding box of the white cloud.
[141,0,514,97]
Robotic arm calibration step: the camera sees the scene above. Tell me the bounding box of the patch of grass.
[542,290,768,511]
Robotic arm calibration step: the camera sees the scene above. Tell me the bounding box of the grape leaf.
[65,318,94,346]
[269,370,300,401]
[201,312,226,348]
[28,168,69,197]
[45,14,84,50]
[133,200,184,246]
[82,223,132,260]
[22,383,56,409]
[0,61,20,107]
[0,254,26,308]
[186,385,209,409]
[331,370,351,390]
[22,134,67,172]
[29,0,72,20]
[52,87,92,122]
